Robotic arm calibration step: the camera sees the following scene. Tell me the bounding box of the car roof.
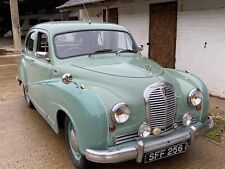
[31,21,129,35]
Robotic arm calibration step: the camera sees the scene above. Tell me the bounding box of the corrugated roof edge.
[56,0,105,9]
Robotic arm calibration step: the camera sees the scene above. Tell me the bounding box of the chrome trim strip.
[115,137,137,145]
[115,133,139,145]
[85,147,137,163]
[175,116,199,127]
[189,126,196,145]
[136,140,144,163]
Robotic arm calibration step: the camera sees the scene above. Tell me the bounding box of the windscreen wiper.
[89,49,113,57]
[116,49,137,55]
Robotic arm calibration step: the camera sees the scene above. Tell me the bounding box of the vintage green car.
[17,22,213,169]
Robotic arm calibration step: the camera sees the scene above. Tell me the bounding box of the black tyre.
[65,116,90,169]
[22,84,33,108]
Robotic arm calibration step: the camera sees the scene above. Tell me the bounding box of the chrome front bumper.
[85,116,214,163]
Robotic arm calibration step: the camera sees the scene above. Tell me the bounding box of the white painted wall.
[80,7,104,23]
[118,2,149,57]
[176,0,225,98]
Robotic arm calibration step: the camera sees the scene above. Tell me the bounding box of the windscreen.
[54,30,137,59]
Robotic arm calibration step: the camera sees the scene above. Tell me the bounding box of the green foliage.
[206,119,225,142]
[207,129,220,142]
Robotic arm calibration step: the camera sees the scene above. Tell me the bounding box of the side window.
[26,32,35,52]
[36,32,49,60]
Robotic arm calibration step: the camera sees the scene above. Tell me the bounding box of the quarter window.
[35,32,50,61]
[26,32,35,52]
[37,32,49,53]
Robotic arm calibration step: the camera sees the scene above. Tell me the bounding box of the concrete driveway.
[0,56,225,169]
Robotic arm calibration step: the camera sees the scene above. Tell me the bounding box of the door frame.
[148,1,178,68]
[103,7,118,24]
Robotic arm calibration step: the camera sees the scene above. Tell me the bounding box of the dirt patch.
[0,56,19,65]
[206,119,225,144]
[208,97,225,145]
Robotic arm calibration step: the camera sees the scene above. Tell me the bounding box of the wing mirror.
[62,74,73,84]
[138,45,144,51]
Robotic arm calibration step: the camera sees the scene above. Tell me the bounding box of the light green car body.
[18,22,210,159]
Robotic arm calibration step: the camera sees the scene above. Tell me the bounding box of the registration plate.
[144,142,187,163]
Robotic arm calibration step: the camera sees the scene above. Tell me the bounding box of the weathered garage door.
[175,2,225,97]
[103,8,118,24]
[149,2,177,68]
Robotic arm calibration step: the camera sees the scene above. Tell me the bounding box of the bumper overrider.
[85,116,214,163]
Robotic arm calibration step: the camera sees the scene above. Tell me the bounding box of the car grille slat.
[175,116,199,127]
[145,82,176,133]
[115,133,139,145]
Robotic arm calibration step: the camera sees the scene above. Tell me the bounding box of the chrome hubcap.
[68,122,81,161]
[70,129,79,152]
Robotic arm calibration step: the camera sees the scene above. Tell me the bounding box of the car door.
[22,31,36,84]
[25,30,53,118]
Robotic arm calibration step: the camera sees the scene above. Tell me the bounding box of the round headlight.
[183,112,193,126]
[138,123,151,138]
[111,103,131,124]
[188,89,203,107]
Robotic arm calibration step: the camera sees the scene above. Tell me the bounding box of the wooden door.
[103,8,118,24]
[149,2,177,68]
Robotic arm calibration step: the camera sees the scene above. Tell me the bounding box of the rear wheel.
[65,116,90,169]
[22,84,33,108]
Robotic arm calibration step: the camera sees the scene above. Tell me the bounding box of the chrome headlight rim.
[188,88,203,107]
[111,102,131,124]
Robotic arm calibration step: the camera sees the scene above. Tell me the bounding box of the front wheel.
[65,116,90,169]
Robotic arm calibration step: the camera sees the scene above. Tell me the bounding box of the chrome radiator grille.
[144,82,176,132]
